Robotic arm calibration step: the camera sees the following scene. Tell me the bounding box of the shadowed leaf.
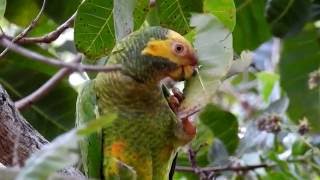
[279,27,320,131]
[199,104,239,154]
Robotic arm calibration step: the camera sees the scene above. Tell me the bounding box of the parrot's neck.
[95,71,170,117]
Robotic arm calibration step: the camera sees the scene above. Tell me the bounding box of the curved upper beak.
[183,51,198,79]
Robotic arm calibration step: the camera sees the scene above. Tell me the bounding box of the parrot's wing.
[76,80,102,179]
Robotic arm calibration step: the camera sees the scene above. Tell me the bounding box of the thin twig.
[187,148,208,179]
[0,0,47,58]
[0,38,122,72]
[175,163,271,173]
[14,55,82,110]
[16,13,76,44]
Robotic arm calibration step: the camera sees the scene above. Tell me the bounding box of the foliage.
[0,0,319,179]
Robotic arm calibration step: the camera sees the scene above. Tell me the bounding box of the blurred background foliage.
[0,0,320,179]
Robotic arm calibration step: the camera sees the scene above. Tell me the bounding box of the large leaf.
[180,13,233,111]
[265,0,312,38]
[279,26,320,131]
[157,0,203,35]
[0,54,77,140]
[74,0,148,60]
[233,0,272,53]
[199,104,239,154]
[74,0,115,59]
[203,0,236,31]
[0,0,5,19]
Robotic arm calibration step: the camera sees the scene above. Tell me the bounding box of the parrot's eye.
[172,42,186,56]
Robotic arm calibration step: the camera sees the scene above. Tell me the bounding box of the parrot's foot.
[168,87,184,113]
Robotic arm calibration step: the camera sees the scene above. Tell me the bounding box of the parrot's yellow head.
[108,27,198,82]
[141,29,198,81]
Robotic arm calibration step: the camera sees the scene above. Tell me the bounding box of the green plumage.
[76,27,191,180]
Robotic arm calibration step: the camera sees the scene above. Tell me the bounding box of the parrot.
[76,26,198,180]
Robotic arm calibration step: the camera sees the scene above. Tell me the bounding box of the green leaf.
[157,0,203,35]
[4,0,39,27]
[257,72,280,103]
[265,0,312,38]
[203,0,236,31]
[180,13,233,111]
[279,26,320,131]
[74,0,148,60]
[0,54,77,140]
[16,130,80,180]
[199,104,239,154]
[0,0,6,18]
[74,0,115,59]
[233,0,272,53]
[292,139,310,156]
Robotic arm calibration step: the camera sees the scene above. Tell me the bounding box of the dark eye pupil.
[176,46,183,52]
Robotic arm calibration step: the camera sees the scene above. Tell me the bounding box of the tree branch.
[0,85,84,178]
[16,13,76,44]
[187,148,209,179]
[0,0,47,58]
[175,163,271,173]
[0,38,122,72]
[14,55,82,110]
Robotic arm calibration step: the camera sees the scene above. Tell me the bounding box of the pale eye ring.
[172,43,186,55]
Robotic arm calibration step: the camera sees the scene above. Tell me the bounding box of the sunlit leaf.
[157,0,202,35]
[74,0,115,59]
[180,13,233,111]
[74,0,148,60]
[199,104,239,154]
[203,0,236,31]
[0,0,6,18]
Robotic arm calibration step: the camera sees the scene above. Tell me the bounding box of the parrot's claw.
[168,87,184,113]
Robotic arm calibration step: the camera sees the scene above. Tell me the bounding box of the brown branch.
[0,85,84,178]
[0,0,47,58]
[175,163,271,174]
[0,38,122,72]
[187,148,209,179]
[16,13,76,44]
[14,55,82,110]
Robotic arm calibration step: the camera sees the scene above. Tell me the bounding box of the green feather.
[77,27,192,180]
[76,80,102,179]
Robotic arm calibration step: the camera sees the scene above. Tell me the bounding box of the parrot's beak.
[168,52,198,81]
[183,52,198,79]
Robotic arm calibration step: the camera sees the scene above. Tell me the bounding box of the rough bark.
[0,84,84,178]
